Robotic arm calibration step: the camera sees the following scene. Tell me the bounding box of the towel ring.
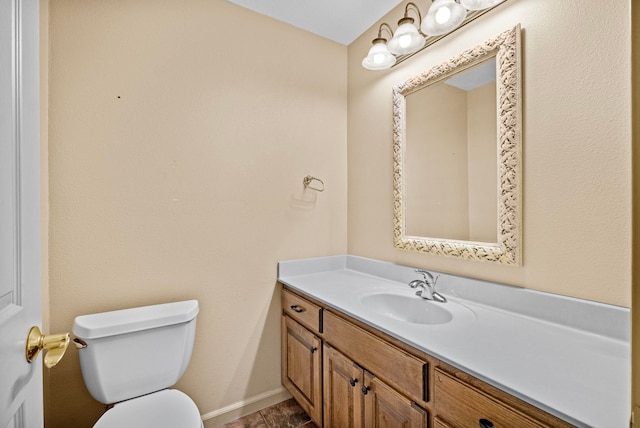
[303,175,325,192]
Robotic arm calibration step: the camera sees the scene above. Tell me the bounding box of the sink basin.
[360,293,453,325]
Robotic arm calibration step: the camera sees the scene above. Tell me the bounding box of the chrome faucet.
[409,269,447,303]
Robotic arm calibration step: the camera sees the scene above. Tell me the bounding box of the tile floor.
[222,398,317,428]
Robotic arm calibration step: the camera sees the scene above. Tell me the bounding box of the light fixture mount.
[397,16,415,26]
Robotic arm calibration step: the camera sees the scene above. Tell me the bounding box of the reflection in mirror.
[405,58,497,242]
[392,25,521,264]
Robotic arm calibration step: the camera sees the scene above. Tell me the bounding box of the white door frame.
[0,0,43,426]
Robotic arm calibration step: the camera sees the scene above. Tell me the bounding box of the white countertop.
[278,255,630,428]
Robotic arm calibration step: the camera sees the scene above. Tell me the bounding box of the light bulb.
[435,6,451,24]
[399,34,412,48]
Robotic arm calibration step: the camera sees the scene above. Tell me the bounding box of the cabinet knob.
[362,385,370,395]
[349,378,358,387]
[479,419,494,428]
[309,346,317,353]
[290,305,305,313]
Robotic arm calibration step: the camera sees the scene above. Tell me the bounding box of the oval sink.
[360,293,453,325]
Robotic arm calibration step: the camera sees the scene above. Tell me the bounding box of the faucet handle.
[415,270,440,289]
[415,269,435,283]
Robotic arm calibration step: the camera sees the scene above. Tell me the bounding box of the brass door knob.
[25,326,70,368]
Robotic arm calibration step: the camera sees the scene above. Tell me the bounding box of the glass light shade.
[460,0,503,10]
[362,40,396,70]
[421,0,467,36]
[388,19,425,56]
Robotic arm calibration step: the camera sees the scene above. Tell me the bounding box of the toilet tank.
[73,300,199,404]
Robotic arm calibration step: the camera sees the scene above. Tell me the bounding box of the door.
[0,0,43,427]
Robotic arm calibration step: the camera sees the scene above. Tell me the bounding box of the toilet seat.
[94,389,202,428]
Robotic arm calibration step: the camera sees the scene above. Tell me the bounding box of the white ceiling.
[226,0,404,45]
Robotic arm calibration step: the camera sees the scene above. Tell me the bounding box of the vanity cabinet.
[280,286,572,428]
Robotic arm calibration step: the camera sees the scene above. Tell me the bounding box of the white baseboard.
[201,386,292,427]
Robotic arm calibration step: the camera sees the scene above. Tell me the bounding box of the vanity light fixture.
[362,0,507,70]
[387,3,425,56]
[362,23,397,70]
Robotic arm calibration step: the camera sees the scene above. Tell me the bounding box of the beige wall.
[348,0,631,306]
[45,1,347,426]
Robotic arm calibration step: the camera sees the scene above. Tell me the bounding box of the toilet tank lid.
[73,300,199,339]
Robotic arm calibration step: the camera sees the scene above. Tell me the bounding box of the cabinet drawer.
[434,369,549,428]
[323,310,427,405]
[282,288,322,334]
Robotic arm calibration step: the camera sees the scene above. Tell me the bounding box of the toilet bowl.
[73,300,203,428]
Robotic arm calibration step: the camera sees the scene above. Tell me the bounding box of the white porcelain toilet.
[72,300,203,428]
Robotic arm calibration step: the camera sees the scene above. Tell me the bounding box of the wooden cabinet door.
[323,344,364,428]
[363,371,428,428]
[282,315,323,425]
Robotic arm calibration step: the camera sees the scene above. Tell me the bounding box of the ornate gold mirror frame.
[392,25,522,265]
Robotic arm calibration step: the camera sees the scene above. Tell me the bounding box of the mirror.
[392,25,521,265]
[405,58,497,242]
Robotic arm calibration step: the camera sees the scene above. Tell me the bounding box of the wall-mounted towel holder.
[303,175,325,192]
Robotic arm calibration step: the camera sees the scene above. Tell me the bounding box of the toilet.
[72,300,203,428]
